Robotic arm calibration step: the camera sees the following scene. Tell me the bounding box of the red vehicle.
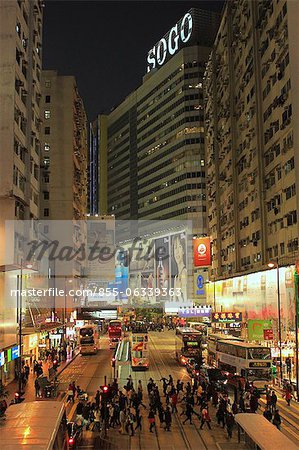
[108,320,123,349]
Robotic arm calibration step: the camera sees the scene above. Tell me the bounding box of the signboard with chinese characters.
[193,237,211,267]
[248,319,273,341]
[178,306,211,318]
[212,312,242,323]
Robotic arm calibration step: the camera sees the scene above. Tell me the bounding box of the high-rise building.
[0,0,43,223]
[40,70,88,220]
[205,0,299,281]
[91,9,220,231]
[89,114,107,216]
[0,0,43,384]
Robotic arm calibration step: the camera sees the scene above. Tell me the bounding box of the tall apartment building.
[0,0,43,224]
[91,9,220,232]
[205,0,299,281]
[0,0,43,384]
[40,70,88,221]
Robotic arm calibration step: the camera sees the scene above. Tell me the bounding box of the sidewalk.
[6,349,79,404]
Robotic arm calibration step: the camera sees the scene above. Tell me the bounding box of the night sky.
[43,0,224,120]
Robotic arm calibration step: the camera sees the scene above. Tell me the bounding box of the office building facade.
[91,9,220,231]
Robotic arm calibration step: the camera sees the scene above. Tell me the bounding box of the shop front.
[23,333,39,365]
[0,344,19,385]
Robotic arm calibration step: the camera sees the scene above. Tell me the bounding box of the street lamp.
[267,258,283,383]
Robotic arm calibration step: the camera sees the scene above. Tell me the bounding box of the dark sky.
[43,0,224,120]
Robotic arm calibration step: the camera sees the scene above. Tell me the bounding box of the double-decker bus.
[175,327,202,365]
[216,340,272,389]
[130,324,149,370]
[79,324,99,355]
[1,401,68,449]
[108,319,123,349]
[207,333,244,365]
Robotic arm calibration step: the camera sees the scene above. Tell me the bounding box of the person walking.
[158,405,165,428]
[170,390,178,413]
[76,401,84,423]
[270,391,277,413]
[119,409,127,435]
[183,403,194,425]
[34,378,40,397]
[200,406,212,430]
[135,408,142,431]
[272,409,281,430]
[216,401,226,428]
[67,384,75,403]
[95,390,100,409]
[263,407,273,422]
[91,408,101,432]
[125,408,135,436]
[284,389,292,406]
[164,406,172,431]
[226,412,234,439]
[148,409,156,432]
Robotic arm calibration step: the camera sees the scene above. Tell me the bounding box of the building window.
[280,242,285,255]
[43,208,49,217]
[44,143,50,151]
[45,95,51,103]
[44,110,51,119]
[45,80,51,88]
[43,191,49,200]
[43,175,49,183]
[44,126,50,135]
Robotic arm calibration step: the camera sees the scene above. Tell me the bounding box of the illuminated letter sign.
[156,38,167,65]
[168,24,179,55]
[147,12,193,72]
[193,237,211,267]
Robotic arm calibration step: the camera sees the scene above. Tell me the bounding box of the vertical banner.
[193,237,211,267]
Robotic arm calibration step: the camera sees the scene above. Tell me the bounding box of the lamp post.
[268,258,283,383]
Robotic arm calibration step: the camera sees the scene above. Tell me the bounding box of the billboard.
[248,319,273,341]
[170,232,187,302]
[193,237,211,267]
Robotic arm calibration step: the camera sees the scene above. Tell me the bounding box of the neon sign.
[147,12,193,73]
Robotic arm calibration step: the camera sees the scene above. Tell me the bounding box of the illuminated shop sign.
[193,237,211,267]
[212,312,242,323]
[0,352,4,367]
[11,345,20,359]
[147,12,193,72]
[178,306,211,318]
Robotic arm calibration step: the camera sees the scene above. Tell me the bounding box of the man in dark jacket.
[164,406,172,431]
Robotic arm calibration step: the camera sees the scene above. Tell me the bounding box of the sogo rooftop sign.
[147,12,193,73]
